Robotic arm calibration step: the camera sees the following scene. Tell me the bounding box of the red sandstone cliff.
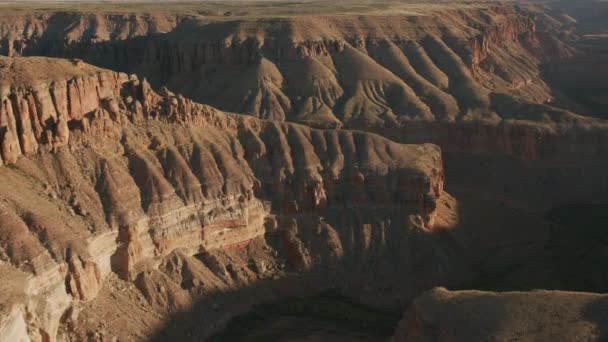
[0,2,607,340]
[0,56,450,341]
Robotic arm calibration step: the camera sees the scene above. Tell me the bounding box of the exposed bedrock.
[0,56,453,341]
[391,287,608,342]
[2,57,600,209]
[0,12,190,61]
[0,3,607,340]
[1,4,605,210]
[0,4,571,125]
[132,7,555,126]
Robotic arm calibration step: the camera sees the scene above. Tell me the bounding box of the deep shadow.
[583,296,608,341]
[456,202,608,293]
[144,200,473,341]
[537,1,608,120]
[206,290,401,342]
[546,204,608,293]
[145,183,569,341]
[147,263,408,342]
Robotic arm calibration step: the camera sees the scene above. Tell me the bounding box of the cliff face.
[1,7,603,161]
[0,57,129,165]
[0,4,571,125]
[0,11,188,56]
[3,4,605,209]
[1,2,607,340]
[0,56,451,342]
[139,6,557,126]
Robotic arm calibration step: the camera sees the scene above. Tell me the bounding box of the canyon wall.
[0,56,453,342]
[1,3,605,208]
[0,2,607,340]
[0,4,576,125]
[0,11,189,64]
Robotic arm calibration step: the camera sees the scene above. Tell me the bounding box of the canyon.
[0,1,606,341]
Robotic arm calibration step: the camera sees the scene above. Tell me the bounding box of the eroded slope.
[0,56,453,342]
[2,2,607,209]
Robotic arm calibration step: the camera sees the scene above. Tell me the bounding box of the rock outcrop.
[0,10,189,66]
[0,56,452,342]
[0,4,579,126]
[1,2,607,341]
[391,287,608,342]
[0,57,128,164]
[2,3,606,208]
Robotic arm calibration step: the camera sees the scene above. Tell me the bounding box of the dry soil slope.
[0,3,590,128]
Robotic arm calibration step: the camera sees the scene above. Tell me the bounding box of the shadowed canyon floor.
[0,1,607,341]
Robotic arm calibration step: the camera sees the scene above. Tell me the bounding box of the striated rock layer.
[0,56,452,342]
[0,2,607,340]
[0,4,582,125]
[1,3,606,208]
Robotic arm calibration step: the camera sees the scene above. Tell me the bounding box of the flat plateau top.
[0,56,107,90]
[0,1,497,17]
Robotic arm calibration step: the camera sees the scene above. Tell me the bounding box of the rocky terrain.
[0,1,606,341]
[391,287,608,342]
[2,0,606,208]
[0,55,457,341]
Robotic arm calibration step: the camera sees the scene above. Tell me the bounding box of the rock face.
[0,56,128,165]
[2,3,606,208]
[0,2,607,341]
[0,4,578,126]
[0,56,452,342]
[0,11,189,67]
[391,287,608,342]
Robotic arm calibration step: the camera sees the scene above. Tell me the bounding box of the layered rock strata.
[0,4,580,126]
[1,2,607,340]
[0,56,449,341]
[2,3,606,208]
